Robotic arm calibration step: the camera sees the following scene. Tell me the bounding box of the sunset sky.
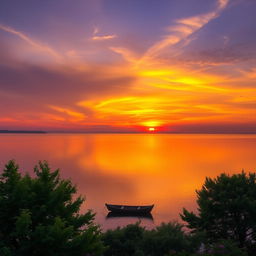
[1,0,256,132]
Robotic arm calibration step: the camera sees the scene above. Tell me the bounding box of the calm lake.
[1,133,256,230]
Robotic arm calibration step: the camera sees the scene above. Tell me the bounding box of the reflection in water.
[106,212,154,221]
[0,134,256,229]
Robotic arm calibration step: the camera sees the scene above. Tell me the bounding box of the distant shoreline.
[0,130,47,134]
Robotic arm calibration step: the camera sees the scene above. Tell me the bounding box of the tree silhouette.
[0,160,103,256]
[181,172,256,250]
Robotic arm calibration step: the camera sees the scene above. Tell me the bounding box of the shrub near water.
[102,221,201,256]
[102,222,145,256]
[142,222,192,255]
[204,239,248,256]
[102,222,247,256]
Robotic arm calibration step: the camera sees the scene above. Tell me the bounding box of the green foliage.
[159,239,248,256]
[102,222,145,256]
[204,239,248,256]
[142,222,190,255]
[102,221,200,256]
[0,160,103,256]
[181,172,256,250]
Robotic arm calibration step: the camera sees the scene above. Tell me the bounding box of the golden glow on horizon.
[142,121,162,127]
[148,127,155,132]
[139,70,175,77]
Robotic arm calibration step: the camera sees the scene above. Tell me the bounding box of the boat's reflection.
[106,212,154,221]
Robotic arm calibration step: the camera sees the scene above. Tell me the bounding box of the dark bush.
[102,221,200,256]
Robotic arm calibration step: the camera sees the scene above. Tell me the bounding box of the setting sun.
[148,127,155,132]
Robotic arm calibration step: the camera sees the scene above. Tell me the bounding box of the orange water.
[1,134,256,229]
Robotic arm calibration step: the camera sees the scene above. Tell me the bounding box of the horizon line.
[1,130,256,135]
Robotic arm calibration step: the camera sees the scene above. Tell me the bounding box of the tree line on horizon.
[0,160,256,256]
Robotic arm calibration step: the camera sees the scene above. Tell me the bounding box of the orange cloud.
[50,106,86,121]
[92,35,116,40]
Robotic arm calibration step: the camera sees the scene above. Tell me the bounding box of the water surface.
[1,133,256,229]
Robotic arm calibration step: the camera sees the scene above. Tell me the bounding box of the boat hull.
[105,203,154,214]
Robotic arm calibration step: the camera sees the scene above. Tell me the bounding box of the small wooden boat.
[105,203,154,214]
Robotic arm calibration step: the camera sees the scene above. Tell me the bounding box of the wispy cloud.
[91,26,116,41]
[143,0,229,59]
[110,47,138,64]
[109,0,229,67]
[50,105,86,121]
[92,35,116,41]
[0,24,62,62]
